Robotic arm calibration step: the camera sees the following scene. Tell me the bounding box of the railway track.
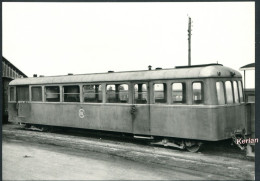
[11,123,250,160]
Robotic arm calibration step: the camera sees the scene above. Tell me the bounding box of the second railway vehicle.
[8,64,249,152]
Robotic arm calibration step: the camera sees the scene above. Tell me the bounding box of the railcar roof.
[10,64,241,85]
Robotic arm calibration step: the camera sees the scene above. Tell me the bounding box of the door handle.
[131,105,137,115]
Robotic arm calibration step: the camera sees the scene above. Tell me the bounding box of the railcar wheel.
[185,140,202,153]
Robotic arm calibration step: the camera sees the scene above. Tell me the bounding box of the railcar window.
[216,82,225,105]
[31,87,42,101]
[106,84,129,103]
[233,81,239,103]
[225,81,234,104]
[17,86,29,101]
[192,82,203,104]
[9,87,15,101]
[83,85,102,103]
[238,81,244,102]
[63,86,80,102]
[134,84,147,104]
[154,83,167,104]
[45,86,60,102]
[172,83,185,103]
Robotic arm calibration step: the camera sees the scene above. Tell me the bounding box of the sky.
[2,2,255,87]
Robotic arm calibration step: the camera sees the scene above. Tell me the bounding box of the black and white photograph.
[2,1,256,180]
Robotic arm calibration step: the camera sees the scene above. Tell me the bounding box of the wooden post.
[188,17,192,66]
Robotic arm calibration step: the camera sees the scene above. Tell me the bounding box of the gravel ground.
[3,140,237,180]
[2,123,255,180]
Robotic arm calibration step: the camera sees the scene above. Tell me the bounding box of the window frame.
[192,81,204,104]
[153,82,167,104]
[16,85,30,101]
[106,83,130,103]
[63,85,80,103]
[171,82,186,104]
[224,81,234,104]
[45,85,61,102]
[238,80,244,103]
[216,81,226,105]
[31,86,43,102]
[9,86,16,102]
[233,81,240,103]
[83,84,103,103]
[133,83,148,104]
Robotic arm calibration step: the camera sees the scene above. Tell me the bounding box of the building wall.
[2,57,27,123]
[240,69,255,103]
[3,78,13,122]
[243,70,255,89]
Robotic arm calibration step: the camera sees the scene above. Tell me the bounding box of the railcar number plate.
[79,109,85,118]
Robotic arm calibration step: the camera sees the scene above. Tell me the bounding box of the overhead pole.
[188,17,192,66]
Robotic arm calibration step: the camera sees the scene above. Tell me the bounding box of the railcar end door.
[132,83,150,135]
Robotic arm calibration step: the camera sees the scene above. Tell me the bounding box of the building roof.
[2,57,28,78]
[239,63,255,71]
[10,64,241,86]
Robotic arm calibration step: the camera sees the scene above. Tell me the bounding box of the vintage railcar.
[8,64,249,152]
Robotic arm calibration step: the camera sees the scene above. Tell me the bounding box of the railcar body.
[8,64,248,147]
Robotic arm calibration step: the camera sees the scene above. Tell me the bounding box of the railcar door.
[16,86,30,118]
[132,83,150,135]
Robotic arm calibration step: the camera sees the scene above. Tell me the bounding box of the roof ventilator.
[230,72,236,77]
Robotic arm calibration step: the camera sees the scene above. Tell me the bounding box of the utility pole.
[188,17,192,66]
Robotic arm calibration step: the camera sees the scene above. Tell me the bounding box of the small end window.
[238,81,244,102]
[192,82,203,104]
[9,87,15,101]
[233,81,239,103]
[216,82,225,105]
[225,81,234,104]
